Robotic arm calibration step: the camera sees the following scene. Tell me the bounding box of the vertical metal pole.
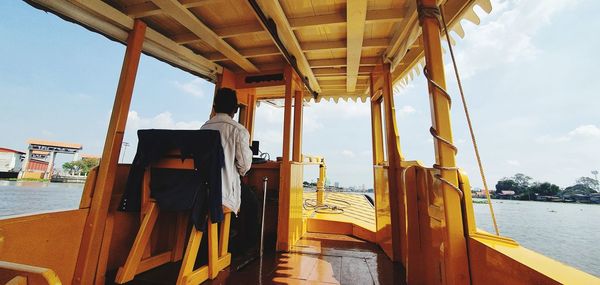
[260,177,268,257]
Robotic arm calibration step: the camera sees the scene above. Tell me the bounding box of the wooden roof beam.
[205,46,281,61]
[125,0,219,18]
[312,66,373,76]
[171,23,265,43]
[251,0,321,92]
[384,1,420,71]
[289,8,406,30]
[316,75,369,81]
[309,57,379,68]
[302,38,389,51]
[151,0,259,72]
[346,0,367,92]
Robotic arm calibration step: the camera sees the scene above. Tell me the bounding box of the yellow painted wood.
[277,67,295,251]
[292,90,303,162]
[150,0,258,72]
[79,166,98,209]
[419,0,470,283]
[0,261,62,285]
[115,202,159,283]
[0,210,87,284]
[171,213,189,262]
[469,233,600,285]
[176,228,207,285]
[379,62,405,263]
[73,20,146,285]
[5,276,27,285]
[207,221,219,279]
[346,0,367,92]
[94,214,114,285]
[254,0,321,92]
[218,213,232,257]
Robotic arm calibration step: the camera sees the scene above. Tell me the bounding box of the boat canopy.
[27,0,491,102]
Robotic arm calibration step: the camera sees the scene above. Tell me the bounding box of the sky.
[0,0,599,189]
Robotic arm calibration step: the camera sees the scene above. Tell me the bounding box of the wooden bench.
[115,152,232,285]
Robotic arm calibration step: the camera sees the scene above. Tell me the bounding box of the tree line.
[62,157,100,176]
[495,173,599,200]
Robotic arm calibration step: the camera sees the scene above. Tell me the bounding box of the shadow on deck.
[109,232,405,284]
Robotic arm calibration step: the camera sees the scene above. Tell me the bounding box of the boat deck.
[113,232,404,285]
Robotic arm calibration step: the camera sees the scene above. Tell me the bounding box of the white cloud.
[568,124,600,138]
[453,0,574,78]
[341,150,355,158]
[506,159,520,166]
[174,78,210,97]
[127,110,203,130]
[398,105,416,117]
[536,124,600,143]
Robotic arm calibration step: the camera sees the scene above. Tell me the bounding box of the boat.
[1,0,599,284]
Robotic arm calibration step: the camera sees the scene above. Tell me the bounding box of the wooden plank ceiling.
[99,0,411,99]
[29,0,489,101]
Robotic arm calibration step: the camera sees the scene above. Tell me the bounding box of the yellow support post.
[316,162,326,206]
[418,0,470,284]
[277,66,295,251]
[73,19,146,285]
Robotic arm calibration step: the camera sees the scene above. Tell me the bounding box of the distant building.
[0,148,25,179]
[497,190,515,199]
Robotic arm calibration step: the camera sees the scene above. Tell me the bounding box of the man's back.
[201,113,252,213]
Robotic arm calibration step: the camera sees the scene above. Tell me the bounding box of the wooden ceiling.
[27,0,492,101]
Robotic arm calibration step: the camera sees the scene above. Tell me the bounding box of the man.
[201,87,253,214]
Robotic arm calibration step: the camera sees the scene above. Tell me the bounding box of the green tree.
[495,173,532,195]
[495,178,518,193]
[62,158,100,175]
[528,182,560,196]
[562,184,597,196]
[575,177,599,191]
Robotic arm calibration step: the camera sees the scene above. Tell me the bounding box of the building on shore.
[0,148,25,179]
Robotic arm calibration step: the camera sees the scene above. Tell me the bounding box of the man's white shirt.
[201,113,252,213]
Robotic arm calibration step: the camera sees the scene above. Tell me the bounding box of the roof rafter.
[308,57,379,68]
[289,8,406,30]
[171,22,265,44]
[301,38,389,51]
[384,1,420,71]
[346,0,367,92]
[313,67,373,76]
[205,46,281,61]
[151,0,259,72]
[124,0,218,18]
[29,0,221,80]
[251,0,321,92]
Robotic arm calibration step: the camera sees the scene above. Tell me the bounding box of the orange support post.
[418,0,470,284]
[292,90,303,162]
[277,66,295,251]
[73,20,146,285]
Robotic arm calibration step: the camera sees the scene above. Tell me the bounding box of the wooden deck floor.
[114,233,405,285]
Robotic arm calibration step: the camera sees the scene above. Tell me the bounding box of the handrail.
[0,261,62,285]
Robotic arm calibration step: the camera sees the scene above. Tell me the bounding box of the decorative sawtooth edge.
[392,0,492,95]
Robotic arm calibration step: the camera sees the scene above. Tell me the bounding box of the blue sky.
[1,0,599,189]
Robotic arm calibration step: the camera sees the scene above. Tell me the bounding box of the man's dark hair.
[213,88,238,114]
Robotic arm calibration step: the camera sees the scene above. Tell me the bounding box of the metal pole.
[260,177,268,257]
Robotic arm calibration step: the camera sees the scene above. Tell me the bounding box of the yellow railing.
[397,163,600,284]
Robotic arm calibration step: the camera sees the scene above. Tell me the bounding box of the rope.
[417,4,500,235]
[440,6,500,235]
[303,198,350,214]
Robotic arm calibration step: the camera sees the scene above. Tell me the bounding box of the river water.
[0,181,599,277]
